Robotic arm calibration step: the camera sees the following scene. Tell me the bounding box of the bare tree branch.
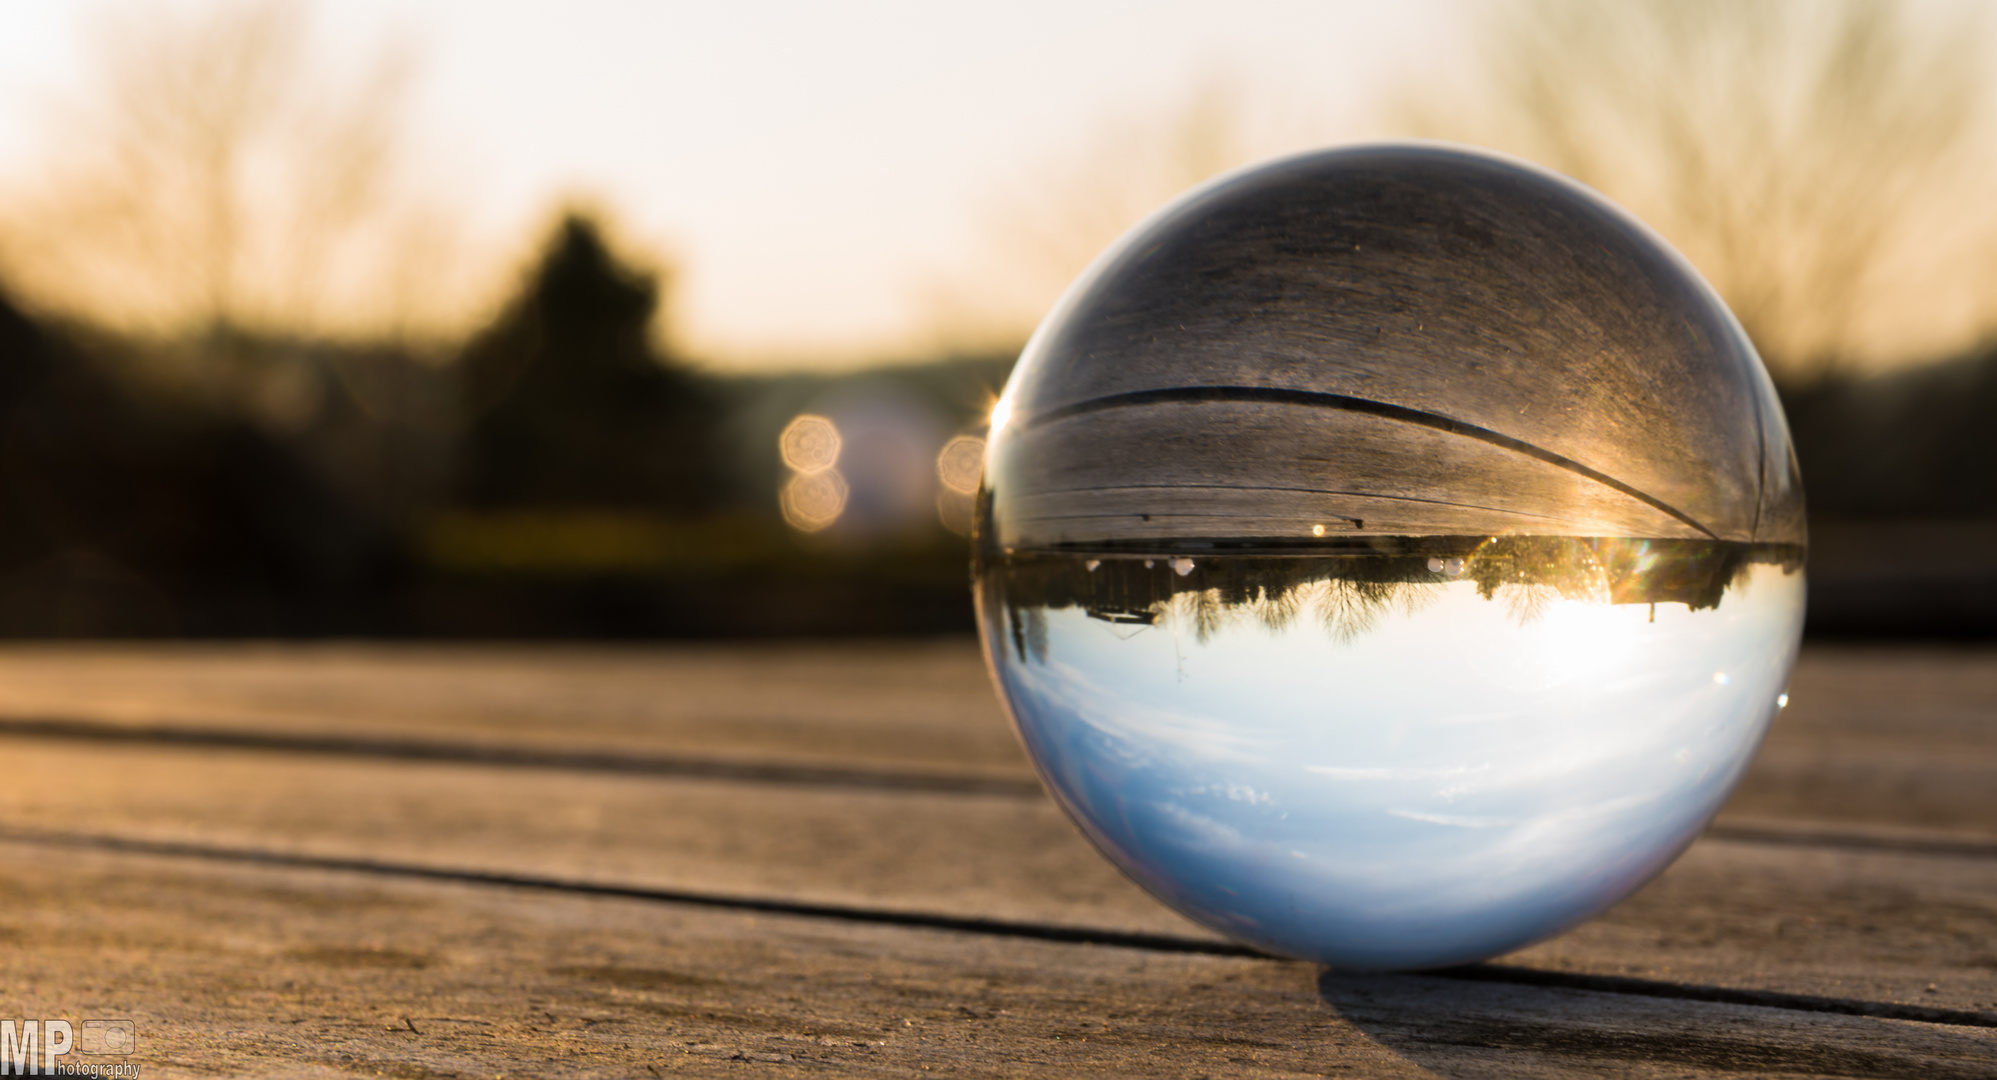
[1403,0,1995,382]
[930,78,1329,352]
[0,0,479,344]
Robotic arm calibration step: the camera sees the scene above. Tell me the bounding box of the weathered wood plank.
[1735,645,1997,833]
[0,642,1988,832]
[1,842,1990,1079]
[0,642,1025,774]
[0,737,1174,935]
[0,641,1989,1078]
[0,734,1992,1016]
[1509,841,1997,1015]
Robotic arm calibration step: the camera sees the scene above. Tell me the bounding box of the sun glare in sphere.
[987,395,1014,436]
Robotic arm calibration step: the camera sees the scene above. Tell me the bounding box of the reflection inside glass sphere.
[973,144,1807,971]
[979,541,1802,970]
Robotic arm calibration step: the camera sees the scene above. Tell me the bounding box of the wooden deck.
[0,641,1990,1077]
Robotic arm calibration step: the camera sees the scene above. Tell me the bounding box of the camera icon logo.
[80,1020,135,1055]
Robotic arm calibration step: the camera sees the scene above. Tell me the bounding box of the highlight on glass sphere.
[972,143,1806,972]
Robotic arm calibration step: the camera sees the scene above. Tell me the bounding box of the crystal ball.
[973,144,1806,971]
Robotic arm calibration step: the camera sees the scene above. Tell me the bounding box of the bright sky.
[0,0,1457,368]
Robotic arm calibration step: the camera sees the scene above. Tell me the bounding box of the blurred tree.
[1404,0,1996,382]
[457,214,719,513]
[0,1,479,342]
[0,285,393,635]
[990,81,1250,310]
[1784,345,1997,516]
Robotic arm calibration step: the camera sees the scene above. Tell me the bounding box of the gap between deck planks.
[6,840,1991,1079]
[0,641,1986,832]
[3,821,1993,1032]
[0,641,1991,1076]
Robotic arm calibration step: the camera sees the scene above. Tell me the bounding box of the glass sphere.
[973,144,1806,971]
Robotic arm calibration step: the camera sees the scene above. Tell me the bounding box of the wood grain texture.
[1738,645,1997,833]
[1,843,1990,1079]
[997,146,1800,544]
[0,642,1025,774]
[0,734,1992,1013]
[1000,402,1696,543]
[0,641,1985,832]
[0,641,1988,1076]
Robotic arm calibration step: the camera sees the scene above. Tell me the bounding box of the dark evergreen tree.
[0,290,392,635]
[1782,349,1997,518]
[457,214,718,511]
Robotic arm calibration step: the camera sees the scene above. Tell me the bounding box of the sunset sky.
[0,0,1454,367]
[3,1,1992,375]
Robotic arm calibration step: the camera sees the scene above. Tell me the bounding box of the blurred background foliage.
[0,213,1009,636]
[0,0,1991,638]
